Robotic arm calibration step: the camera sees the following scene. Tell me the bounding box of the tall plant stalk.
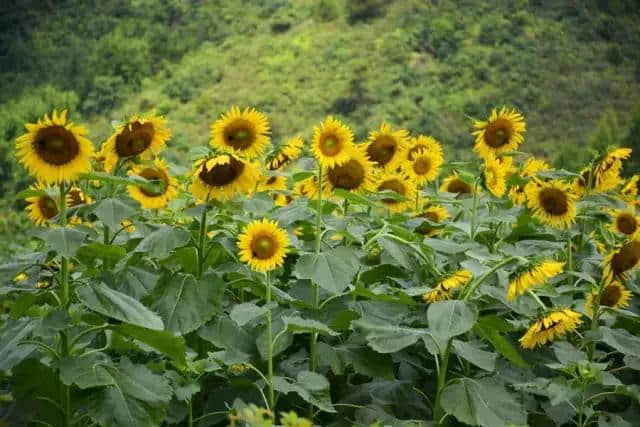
[309,163,323,418]
[265,271,275,410]
[58,184,72,427]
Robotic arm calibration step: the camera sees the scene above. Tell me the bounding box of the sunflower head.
[26,185,60,225]
[507,260,565,301]
[603,239,640,283]
[266,136,304,171]
[606,208,640,236]
[483,155,510,198]
[376,172,416,213]
[324,148,376,194]
[127,158,179,209]
[525,179,577,228]
[311,116,354,168]
[422,270,472,303]
[237,219,290,272]
[364,123,409,170]
[621,175,639,202]
[585,281,632,316]
[16,110,94,184]
[403,147,443,185]
[519,309,582,349]
[190,154,260,202]
[210,106,270,159]
[473,107,526,159]
[293,176,319,199]
[66,187,92,207]
[415,205,449,236]
[440,173,473,195]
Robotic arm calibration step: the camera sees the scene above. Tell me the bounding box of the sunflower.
[25,185,60,225]
[210,106,270,159]
[237,219,290,272]
[483,155,510,198]
[311,116,354,168]
[507,260,565,301]
[473,107,526,159]
[190,154,260,202]
[407,135,443,161]
[403,147,443,185]
[323,147,376,194]
[525,179,577,228]
[585,281,632,316]
[597,147,632,176]
[415,204,449,236]
[66,187,92,207]
[606,208,640,237]
[293,176,319,199]
[16,110,94,184]
[519,309,582,349]
[603,239,640,283]
[573,166,622,196]
[100,114,171,173]
[127,158,179,209]
[620,175,639,202]
[121,219,136,233]
[376,172,416,213]
[364,123,409,170]
[258,174,292,206]
[422,270,473,303]
[440,173,473,195]
[266,136,304,171]
[509,157,551,205]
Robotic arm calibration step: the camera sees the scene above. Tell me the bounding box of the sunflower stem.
[264,272,275,411]
[462,256,518,300]
[58,184,72,427]
[102,225,110,271]
[587,279,606,361]
[566,232,574,287]
[469,179,480,241]
[527,289,547,310]
[415,182,421,212]
[197,206,208,278]
[309,163,323,419]
[433,340,452,424]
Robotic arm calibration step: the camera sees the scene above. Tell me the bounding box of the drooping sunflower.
[603,239,640,283]
[525,179,577,228]
[258,174,292,206]
[210,106,270,159]
[519,309,582,350]
[100,114,171,173]
[323,147,376,194]
[266,136,304,171]
[422,270,473,303]
[127,158,179,209]
[311,116,354,168]
[66,187,93,207]
[440,173,473,195]
[190,154,260,202]
[483,155,510,198]
[573,166,622,196]
[596,147,632,176]
[415,204,449,236]
[26,185,60,225]
[376,172,416,213]
[237,219,290,272]
[585,281,632,316]
[293,176,320,199]
[605,207,640,237]
[509,157,551,205]
[364,123,409,171]
[403,147,443,185]
[473,107,526,159]
[620,175,639,202]
[507,260,565,301]
[16,110,94,184]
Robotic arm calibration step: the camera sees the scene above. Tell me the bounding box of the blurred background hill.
[1,0,640,252]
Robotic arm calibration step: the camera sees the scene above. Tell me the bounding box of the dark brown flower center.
[115,122,154,157]
[601,284,623,307]
[266,176,278,185]
[379,179,405,204]
[484,119,513,148]
[446,179,472,194]
[139,167,169,197]
[34,126,80,165]
[223,120,256,150]
[67,189,85,207]
[367,136,397,166]
[539,188,568,216]
[328,159,365,190]
[319,134,342,156]
[540,319,561,332]
[610,241,640,277]
[251,235,277,259]
[199,157,245,187]
[413,157,432,175]
[578,170,595,189]
[38,196,59,219]
[616,214,637,235]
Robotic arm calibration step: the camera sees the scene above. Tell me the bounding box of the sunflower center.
[224,122,256,150]
[413,157,432,175]
[484,119,513,148]
[320,135,341,156]
[266,176,278,185]
[34,126,80,166]
[115,122,154,157]
[601,284,622,307]
[139,168,169,197]
[611,241,640,277]
[421,211,440,222]
[38,196,59,219]
[367,136,397,166]
[616,214,637,235]
[379,179,405,204]
[539,188,568,216]
[251,235,277,260]
[540,319,561,332]
[67,189,85,207]
[328,159,365,190]
[199,157,245,187]
[447,179,472,194]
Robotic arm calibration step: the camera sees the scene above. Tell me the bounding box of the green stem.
[567,232,574,286]
[462,256,518,300]
[415,182,421,212]
[433,341,452,424]
[309,163,323,419]
[197,207,208,278]
[188,399,193,427]
[265,272,275,411]
[577,382,586,427]
[469,179,480,241]
[587,279,606,361]
[102,225,110,271]
[58,184,71,427]
[527,289,547,310]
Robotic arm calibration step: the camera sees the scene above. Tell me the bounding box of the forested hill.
[1,0,640,201]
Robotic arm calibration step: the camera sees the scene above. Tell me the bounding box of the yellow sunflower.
[376,172,416,213]
[323,147,376,194]
[473,107,526,159]
[422,270,473,303]
[585,281,632,316]
[440,173,473,195]
[596,147,632,176]
[507,260,565,301]
[406,135,443,161]
[237,219,290,272]
[100,114,171,173]
[16,110,94,184]
[266,136,304,171]
[66,187,93,207]
[603,239,640,283]
[293,176,319,199]
[620,175,639,202]
[25,184,60,225]
[508,157,551,205]
[258,174,292,206]
[573,166,622,196]
[127,158,179,209]
[311,116,354,168]
[483,155,510,198]
[519,309,582,349]
[525,179,577,228]
[606,207,640,237]
[415,204,449,236]
[190,154,260,202]
[210,106,270,159]
[403,147,443,185]
[364,123,410,171]
[121,219,136,233]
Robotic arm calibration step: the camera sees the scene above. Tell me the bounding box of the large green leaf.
[230,302,267,326]
[427,300,477,343]
[36,227,87,258]
[134,225,191,259]
[152,271,227,334]
[351,318,429,353]
[294,246,360,294]
[0,318,37,371]
[334,339,394,380]
[116,266,160,299]
[452,339,497,372]
[474,316,528,368]
[596,327,640,356]
[112,323,187,368]
[77,282,164,330]
[441,377,527,427]
[282,315,339,336]
[93,198,136,229]
[198,317,255,354]
[272,371,336,413]
[58,352,113,389]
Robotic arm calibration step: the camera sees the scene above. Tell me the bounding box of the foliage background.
[1,0,640,255]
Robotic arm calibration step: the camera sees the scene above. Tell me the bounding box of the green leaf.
[58,352,113,389]
[36,227,87,257]
[165,371,201,402]
[198,317,255,354]
[596,327,640,356]
[81,172,165,194]
[452,339,497,371]
[474,316,528,369]
[378,236,416,270]
[77,282,164,330]
[230,302,267,326]
[333,188,376,207]
[116,266,160,299]
[134,225,191,259]
[77,242,127,262]
[441,377,527,427]
[282,315,340,336]
[351,318,428,353]
[151,271,227,334]
[335,340,394,380]
[256,319,293,360]
[112,323,187,368]
[93,198,136,229]
[427,300,477,343]
[0,318,37,371]
[272,371,336,413]
[294,246,360,294]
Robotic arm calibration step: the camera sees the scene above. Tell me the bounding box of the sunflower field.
[1,105,640,427]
